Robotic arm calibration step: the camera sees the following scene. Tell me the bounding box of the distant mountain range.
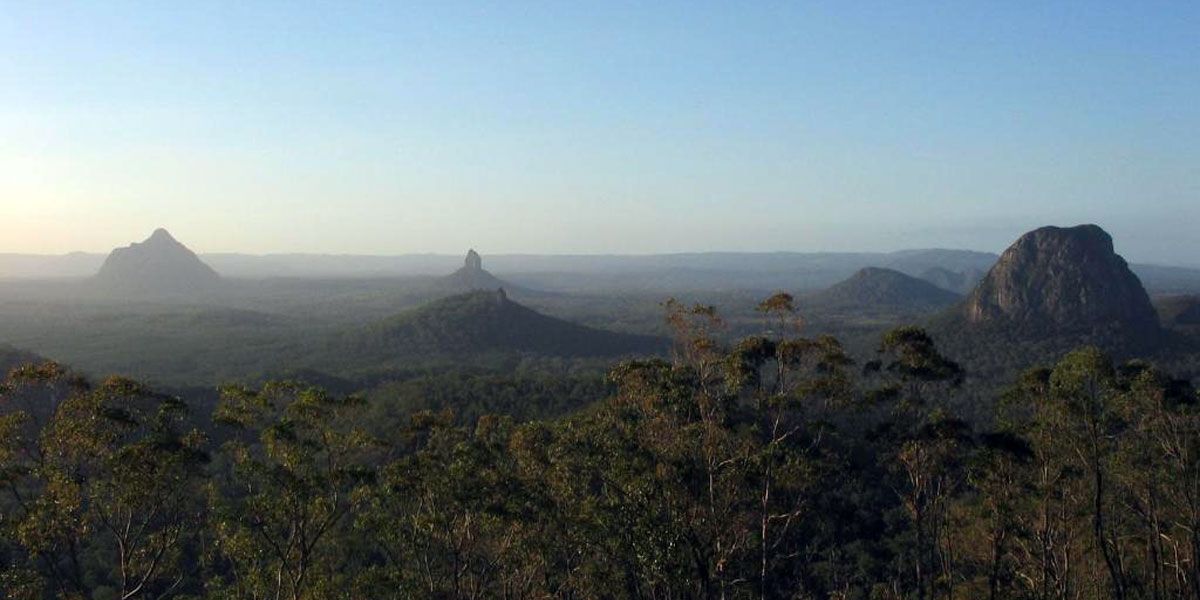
[1,225,1196,388]
[5,243,1199,295]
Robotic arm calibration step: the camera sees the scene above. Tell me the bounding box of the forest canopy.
[1,294,1197,600]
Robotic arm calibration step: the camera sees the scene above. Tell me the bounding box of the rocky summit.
[95,228,221,293]
[440,249,508,292]
[961,224,1158,332]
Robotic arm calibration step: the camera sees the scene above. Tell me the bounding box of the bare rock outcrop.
[961,224,1158,331]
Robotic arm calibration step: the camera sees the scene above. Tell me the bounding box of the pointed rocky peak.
[441,249,508,293]
[961,224,1158,331]
[146,228,178,245]
[464,249,482,272]
[95,228,220,293]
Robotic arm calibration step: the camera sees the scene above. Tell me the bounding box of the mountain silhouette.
[438,249,511,292]
[95,229,220,293]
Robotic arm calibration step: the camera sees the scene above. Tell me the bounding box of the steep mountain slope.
[95,229,221,293]
[347,289,665,363]
[438,250,510,292]
[809,267,960,312]
[960,224,1158,331]
[929,224,1167,380]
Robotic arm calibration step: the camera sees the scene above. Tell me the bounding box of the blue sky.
[2,2,1197,263]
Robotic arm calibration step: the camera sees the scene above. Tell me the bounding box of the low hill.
[345,289,665,365]
[809,267,960,312]
[95,229,221,294]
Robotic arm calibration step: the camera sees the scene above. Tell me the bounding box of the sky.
[1,2,1197,264]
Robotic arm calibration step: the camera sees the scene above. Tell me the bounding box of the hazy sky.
[2,2,1197,264]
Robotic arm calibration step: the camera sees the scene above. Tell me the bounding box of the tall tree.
[0,363,208,600]
[208,382,376,600]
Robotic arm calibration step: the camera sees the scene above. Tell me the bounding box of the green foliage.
[206,382,377,600]
[0,364,208,599]
[3,296,1199,599]
[347,291,665,368]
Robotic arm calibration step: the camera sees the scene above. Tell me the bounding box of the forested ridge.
[2,294,1198,599]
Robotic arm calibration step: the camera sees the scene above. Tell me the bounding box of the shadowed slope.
[348,289,666,362]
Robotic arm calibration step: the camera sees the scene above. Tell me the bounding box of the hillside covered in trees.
[2,293,1199,600]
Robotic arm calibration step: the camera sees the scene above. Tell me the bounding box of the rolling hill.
[342,289,666,366]
[808,267,961,313]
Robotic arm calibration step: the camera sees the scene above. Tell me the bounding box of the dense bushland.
[1,294,1197,599]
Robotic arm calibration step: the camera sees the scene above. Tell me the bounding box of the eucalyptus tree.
[208,382,376,600]
[573,294,853,599]
[355,411,545,599]
[866,326,967,600]
[0,363,208,600]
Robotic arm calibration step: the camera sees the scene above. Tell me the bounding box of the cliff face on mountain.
[927,225,1165,379]
[439,249,508,292]
[961,225,1159,332]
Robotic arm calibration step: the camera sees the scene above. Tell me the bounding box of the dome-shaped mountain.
[960,224,1158,332]
[810,267,961,312]
[95,229,220,293]
[350,289,664,362]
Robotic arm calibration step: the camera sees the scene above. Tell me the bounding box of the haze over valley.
[3,3,1199,598]
[2,226,1199,390]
